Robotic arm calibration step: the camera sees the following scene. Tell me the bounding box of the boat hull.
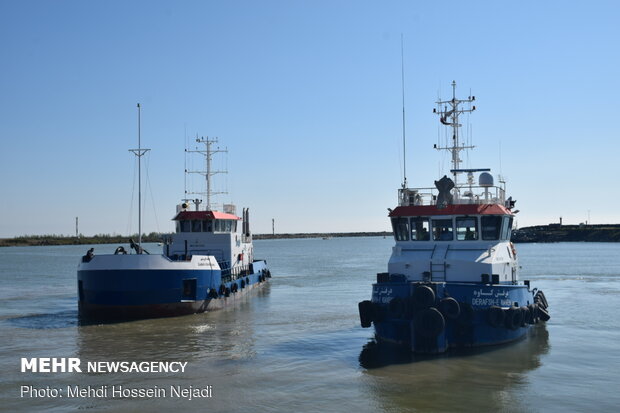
[359,275,549,353]
[77,254,270,321]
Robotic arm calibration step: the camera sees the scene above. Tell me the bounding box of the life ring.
[414,307,445,338]
[413,285,436,308]
[504,307,523,330]
[487,305,505,327]
[439,297,460,320]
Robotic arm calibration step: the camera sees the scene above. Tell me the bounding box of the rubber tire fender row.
[358,300,374,328]
[526,303,539,324]
[504,307,524,330]
[413,285,436,308]
[519,306,530,326]
[537,305,551,321]
[439,297,460,320]
[414,307,445,339]
[388,297,407,318]
[456,302,475,326]
[535,290,549,309]
[487,305,505,328]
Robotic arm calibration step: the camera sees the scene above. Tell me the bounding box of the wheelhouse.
[389,204,514,242]
[173,210,241,234]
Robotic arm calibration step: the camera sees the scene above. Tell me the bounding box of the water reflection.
[360,325,550,369]
[5,310,79,329]
[76,285,270,362]
[359,325,550,413]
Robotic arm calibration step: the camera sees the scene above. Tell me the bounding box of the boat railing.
[221,262,253,283]
[399,184,507,207]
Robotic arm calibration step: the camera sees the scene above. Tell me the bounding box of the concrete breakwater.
[512,224,620,243]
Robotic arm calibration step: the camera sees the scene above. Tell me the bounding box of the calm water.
[1,239,619,412]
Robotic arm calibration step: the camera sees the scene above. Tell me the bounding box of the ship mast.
[401,34,407,189]
[129,103,150,251]
[433,81,476,186]
[185,136,228,211]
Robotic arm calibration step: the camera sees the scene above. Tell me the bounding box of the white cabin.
[388,195,518,284]
[165,206,254,272]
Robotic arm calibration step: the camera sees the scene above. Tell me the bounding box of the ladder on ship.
[429,244,449,281]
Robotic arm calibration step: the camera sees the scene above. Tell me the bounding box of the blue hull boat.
[78,118,271,321]
[358,82,549,353]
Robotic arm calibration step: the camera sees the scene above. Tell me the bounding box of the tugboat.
[358,82,549,353]
[77,104,271,320]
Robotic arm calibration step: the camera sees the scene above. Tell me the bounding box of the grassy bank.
[0,232,392,247]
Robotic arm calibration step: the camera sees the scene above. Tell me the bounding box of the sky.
[1,0,619,238]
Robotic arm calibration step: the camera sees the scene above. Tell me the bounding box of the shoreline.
[3,224,620,247]
[0,232,393,247]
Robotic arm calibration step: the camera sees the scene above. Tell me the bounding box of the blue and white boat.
[78,106,270,320]
[358,82,549,353]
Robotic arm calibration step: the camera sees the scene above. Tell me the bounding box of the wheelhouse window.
[410,217,430,241]
[501,216,514,240]
[205,220,213,232]
[481,216,502,240]
[432,219,454,241]
[192,220,202,232]
[391,217,410,241]
[180,220,190,232]
[456,217,478,241]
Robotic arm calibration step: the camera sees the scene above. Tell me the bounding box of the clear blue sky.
[1,0,619,237]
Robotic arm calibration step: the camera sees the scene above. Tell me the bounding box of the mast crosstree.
[185,136,228,211]
[128,103,150,251]
[433,80,476,185]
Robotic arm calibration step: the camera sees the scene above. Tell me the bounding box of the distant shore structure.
[3,224,620,247]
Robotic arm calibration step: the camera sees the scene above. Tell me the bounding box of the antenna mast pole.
[129,103,150,251]
[401,34,407,189]
[186,137,228,211]
[434,81,476,186]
